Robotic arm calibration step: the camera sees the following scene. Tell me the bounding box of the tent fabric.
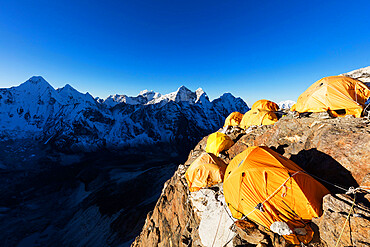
[292,76,370,118]
[185,152,227,192]
[224,112,244,127]
[252,99,279,112]
[239,109,278,129]
[223,146,329,245]
[205,132,234,156]
[239,99,279,129]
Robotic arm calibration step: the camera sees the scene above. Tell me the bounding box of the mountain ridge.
[0,77,249,159]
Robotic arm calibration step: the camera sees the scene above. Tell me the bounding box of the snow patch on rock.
[195,88,209,103]
[270,221,293,235]
[190,186,234,247]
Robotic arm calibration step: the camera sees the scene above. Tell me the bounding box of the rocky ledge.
[132,114,370,247]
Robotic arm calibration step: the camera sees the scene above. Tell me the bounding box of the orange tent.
[223,146,329,245]
[206,132,234,156]
[224,112,244,127]
[252,99,279,111]
[291,76,370,118]
[239,109,278,129]
[185,152,227,192]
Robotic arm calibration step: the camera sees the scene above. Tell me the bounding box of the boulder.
[312,194,370,247]
[234,220,268,245]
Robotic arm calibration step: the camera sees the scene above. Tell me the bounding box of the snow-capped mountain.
[0,76,97,133]
[101,86,209,107]
[278,100,296,109]
[146,86,201,105]
[0,77,249,153]
[57,84,96,105]
[102,89,162,107]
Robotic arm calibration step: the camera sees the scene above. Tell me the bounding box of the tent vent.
[255,203,265,212]
[333,109,346,115]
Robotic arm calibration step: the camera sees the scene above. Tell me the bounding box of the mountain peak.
[57,83,77,93]
[17,76,54,92]
[195,88,209,103]
[56,83,95,104]
[28,76,48,84]
[195,88,204,94]
[220,92,233,98]
[63,83,74,90]
[138,89,161,101]
[173,86,197,103]
[24,76,52,88]
[177,85,190,91]
[139,89,151,95]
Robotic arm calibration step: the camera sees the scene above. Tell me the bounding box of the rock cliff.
[132,114,370,247]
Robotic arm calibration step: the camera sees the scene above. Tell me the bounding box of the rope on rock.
[349,186,370,194]
[334,193,357,247]
[223,204,236,223]
[222,232,236,247]
[303,172,370,195]
[211,208,224,247]
[241,171,303,219]
[303,171,349,193]
[363,103,370,118]
[220,203,239,247]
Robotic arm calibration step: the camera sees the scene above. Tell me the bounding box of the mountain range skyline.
[0,75,250,158]
[1,75,296,107]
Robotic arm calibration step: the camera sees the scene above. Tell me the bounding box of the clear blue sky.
[0,0,369,104]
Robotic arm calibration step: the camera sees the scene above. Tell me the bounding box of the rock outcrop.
[341,66,370,87]
[132,115,370,247]
[312,194,370,247]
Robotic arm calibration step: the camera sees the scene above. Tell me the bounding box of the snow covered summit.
[145,86,204,105]
[102,86,210,107]
[57,84,96,104]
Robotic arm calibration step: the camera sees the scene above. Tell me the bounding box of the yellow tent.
[239,109,278,129]
[206,132,234,156]
[185,152,227,192]
[223,146,329,245]
[224,112,244,127]
[291,76,370,118]
[252,99,279,111]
